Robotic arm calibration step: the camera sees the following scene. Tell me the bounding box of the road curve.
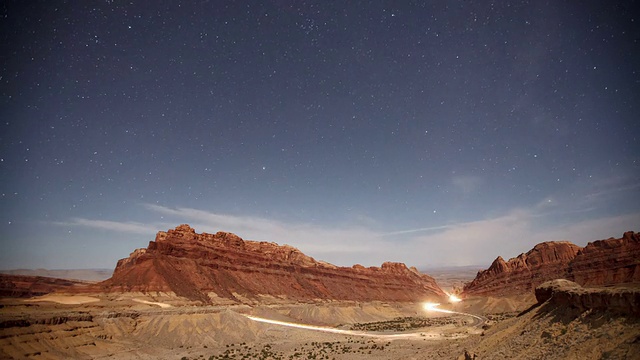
[424,302,487,328]
[243,303,487,340]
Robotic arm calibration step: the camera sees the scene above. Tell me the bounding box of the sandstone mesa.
[98,224,446,303]
[463,231,640,296]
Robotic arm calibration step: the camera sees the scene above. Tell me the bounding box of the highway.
[423,302,487,328]
[243,302,487,340]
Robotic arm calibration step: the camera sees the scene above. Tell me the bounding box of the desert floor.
[1,291,520,360]
[3,272,639,359]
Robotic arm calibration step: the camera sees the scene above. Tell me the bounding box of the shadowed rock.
[535,279,640,316]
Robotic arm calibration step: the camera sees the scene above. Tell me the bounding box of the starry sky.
[1,1,639,271]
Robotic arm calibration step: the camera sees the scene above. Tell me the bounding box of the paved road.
[243,303,488,340]
[424,302,488,328]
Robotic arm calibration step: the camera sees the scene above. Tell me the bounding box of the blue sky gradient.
[1,1,638,270]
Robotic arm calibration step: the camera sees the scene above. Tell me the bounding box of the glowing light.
[244,302,488,340]
[423,302,455,314]
[422,302,487,327]
[448,293,462,303]
[245,315,351,334]
[243,314,442,340]
[423,302,440,311]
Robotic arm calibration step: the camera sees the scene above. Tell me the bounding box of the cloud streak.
[398,211,639,267]
[56,218,157,235]
[143,204,387,265]
[59,202,639,269]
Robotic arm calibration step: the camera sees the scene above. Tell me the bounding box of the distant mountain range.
[0,268,112,282]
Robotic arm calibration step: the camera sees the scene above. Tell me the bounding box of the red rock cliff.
[463,231,640,297]
[569,231,640,286]
[100,225,446,303]
[462,241,581,296]
[535,279,640,316]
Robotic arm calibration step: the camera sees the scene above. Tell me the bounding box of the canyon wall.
[569,231,640,286]
[463,231,639,297]
[100,225,446,303]
[462,241,581,296]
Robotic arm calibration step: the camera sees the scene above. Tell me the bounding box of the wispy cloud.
[397,208,535,266]
[58,201,639,269]
[380,225,456,236]
[56,218,157,234]
[143,204,387,265]
[381,197,580,238]
[584,181,640,204]
[398,210,639,267]
[143,203,287,234]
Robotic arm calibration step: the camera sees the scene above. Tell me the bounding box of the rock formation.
[463,231,640,297]
[462,241,581,296]
[569,231,640,286]
[535,279,640,316]
[0,274,85,298]
[467,279,640,360]
[100,224,446,303]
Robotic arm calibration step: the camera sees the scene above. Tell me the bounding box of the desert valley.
[4,0,637,358]
[1,224,639,359]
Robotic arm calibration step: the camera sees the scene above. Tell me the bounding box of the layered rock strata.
[569,231,640,285]
[463,231,640,297]
[535,279,640,316]
[462,241,581,296]
[100,225,446,303]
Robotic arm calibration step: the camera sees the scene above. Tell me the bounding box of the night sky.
[2,1,639,270]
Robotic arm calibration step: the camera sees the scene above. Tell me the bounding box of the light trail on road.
[245,315,364,336]
[423,302,487,327]
[244,314,445,339]
[243,302,486,340]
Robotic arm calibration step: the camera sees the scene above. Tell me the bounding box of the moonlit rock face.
[102,225,446,303]
[463,241,581,296]
[463,232,640,297]
[570,231,640,286]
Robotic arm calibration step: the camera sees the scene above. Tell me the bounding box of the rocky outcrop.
[100,225,446,303]
[467,280,640,360]
[569,231,640,285]
[462,241,581,296]
[463,231,640,297]
[535,279,640,316]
